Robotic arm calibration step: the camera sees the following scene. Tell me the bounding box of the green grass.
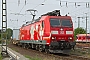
[11,48,19,52]
[0,54,2,60]
[0,39,1,44]
[25,55,41,60]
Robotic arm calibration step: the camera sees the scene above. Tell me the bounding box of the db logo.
[60,31,64,34]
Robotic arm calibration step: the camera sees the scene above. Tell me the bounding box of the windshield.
[50,18,60,26]
[61,20,72,27]
[50,18,72,27]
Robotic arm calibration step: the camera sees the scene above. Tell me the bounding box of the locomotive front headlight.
[68,37,72,40]
[52,37,55,39]
[52,37,56,40]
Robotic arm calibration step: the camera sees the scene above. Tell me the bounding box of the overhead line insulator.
[60,1,62,7]
[66,2,67,7]
[18,0,20,6]
[25,0,26,5]
[75,2,77,7]
[88,2,89,8]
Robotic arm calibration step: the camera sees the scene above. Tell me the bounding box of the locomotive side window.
[61,20,72,27]
[87,36,90,39]
[42,21,44,28]
[50,18,60,27]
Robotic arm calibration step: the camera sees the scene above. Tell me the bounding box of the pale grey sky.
[0,0,90,32]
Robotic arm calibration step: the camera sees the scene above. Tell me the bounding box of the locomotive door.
[39,21,44,40]
[30,25,35,40]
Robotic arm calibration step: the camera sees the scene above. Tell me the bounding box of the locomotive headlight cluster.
[51,31,58,34]
[68,37,72,40]
[52,37,55,39]
[52,37,56,40]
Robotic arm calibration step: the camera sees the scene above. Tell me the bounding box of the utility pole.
[1,0,8,56]
[77,17,80,28]
[85,13,88,42]
[77,17,83,28]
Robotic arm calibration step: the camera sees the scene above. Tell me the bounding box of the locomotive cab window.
[61,20,72,27]
[50,18,60,27]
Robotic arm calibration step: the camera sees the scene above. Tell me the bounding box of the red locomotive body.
[19,10,75,53]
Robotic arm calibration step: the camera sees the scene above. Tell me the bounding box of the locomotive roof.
[21,15,71,27]
[21,10,71,27]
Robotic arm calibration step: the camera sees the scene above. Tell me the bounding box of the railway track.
[29,49,90,60]
[42,51,90,60]
[50,55,89,60]
[8,43,90,60]
[76,43,90,48]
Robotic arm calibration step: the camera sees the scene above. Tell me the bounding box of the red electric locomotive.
[18,10,75,53]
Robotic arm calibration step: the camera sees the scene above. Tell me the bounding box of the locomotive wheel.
[36,45,39,51]
[19,43,22,47]
[29,44,32,49]
[25,44,30,49]
[39,45,43,52]
[39,48,43,52]
[23,44,26,48]
[45,49,50,54]
[26,45,29,49]
[31,44,36,49]
[22,44,26,48]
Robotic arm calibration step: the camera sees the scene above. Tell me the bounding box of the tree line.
[0,28,13,39]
